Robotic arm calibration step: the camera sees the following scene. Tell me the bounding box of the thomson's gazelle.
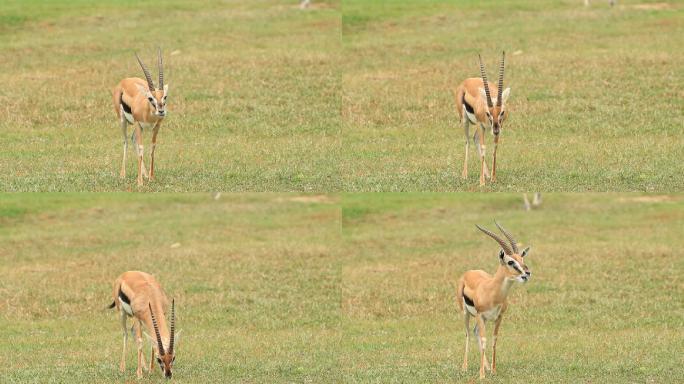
[456,222,531,379]
[108,271,179,379]
[112,49,169,186]
[453,52,510,186]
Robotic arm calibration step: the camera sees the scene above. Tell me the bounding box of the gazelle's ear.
[501,87,511,103]
[136,83,152,98]
[175,330,182,345]
[163,83,169,96]
[498,249,506,263]
[521,246,530,257]
[478,87,488,101]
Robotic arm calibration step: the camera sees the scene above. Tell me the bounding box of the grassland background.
[0,193,340,383]
[0,0,340,191]
[341,0,684,191]
[341,193,683,382]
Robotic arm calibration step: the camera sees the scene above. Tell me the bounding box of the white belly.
[481,305,502,321]
[465,302,477,316]
[119,298,134,316]
[123,110,135,124]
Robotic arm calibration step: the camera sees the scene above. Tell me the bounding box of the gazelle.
[453,52,510,186]
[108,271,179,379]
[112,49,169,186]
[456,221,531,379]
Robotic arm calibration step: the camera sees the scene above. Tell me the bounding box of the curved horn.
[494,220,519,254]
[476,224,512,255]
[149,303,165,356]
[497,51,505,107]
[478,54,493,108]
[157,47,164,90]
[135,52,155,92]
[168,299,175,355]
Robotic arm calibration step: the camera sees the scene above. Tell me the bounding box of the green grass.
[0,0,340,191]
[341,0,684,191]
[0,193,341,383]
[341,193,684,382]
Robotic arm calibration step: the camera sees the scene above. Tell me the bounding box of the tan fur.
[453,72,510,186]
[112,54,169,187]
[110,271,176,379]
[456,231,530,379]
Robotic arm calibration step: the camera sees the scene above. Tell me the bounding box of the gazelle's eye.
[148,97,154,103]
[507,260,514,266]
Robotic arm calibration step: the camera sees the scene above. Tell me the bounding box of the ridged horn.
[497,51,505,107]
[168,299,175,355]
[478,54,493,108]
[157,47,164,90]
[494,220,519,254]
[149,303,165,356]
[476,224,512,255]
[135,52,155,92]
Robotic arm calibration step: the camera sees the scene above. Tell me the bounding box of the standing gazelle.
[456,222,531,379]
[453,52,510,186]
[108,271,179,379]
[112,49,169,186]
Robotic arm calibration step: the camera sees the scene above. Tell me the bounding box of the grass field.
[0,193,340,383]
[0,0,340,191]
[341,193,684,382]
[341,1,684,191]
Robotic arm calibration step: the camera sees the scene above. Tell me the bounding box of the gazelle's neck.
[493,265,516,298]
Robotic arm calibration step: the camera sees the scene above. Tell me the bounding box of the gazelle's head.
[135,48,169,118]
[476,221,531,283]
[148,300,178,379]
[477,52,510,136]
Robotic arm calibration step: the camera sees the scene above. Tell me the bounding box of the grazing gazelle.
[112,49,169,186]
[453,52,510,186]
[456,221,531,379]
[108,271,179,379]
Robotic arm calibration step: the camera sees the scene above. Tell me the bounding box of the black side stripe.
[118,289,131,305]
[120,93,132,115]
[463,292,475,307]
[463,95,475,114]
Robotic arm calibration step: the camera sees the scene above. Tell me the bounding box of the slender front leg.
[492,315,503,374]
[149,345,155,372]
[477,125,488,186]
[120,113,128,179]
[149,122,161,181]
[462,117,470,179]
[133,125,144,186]
[462,312,470,371]
[119,311,127,372]
[492,134,499,182]
[475,314,488,379]
[134,320,144,378]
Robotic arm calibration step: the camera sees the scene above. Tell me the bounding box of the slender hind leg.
[119,310,127,372]
[462,312,470,371]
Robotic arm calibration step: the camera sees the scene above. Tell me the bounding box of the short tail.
[107,301,116,309]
